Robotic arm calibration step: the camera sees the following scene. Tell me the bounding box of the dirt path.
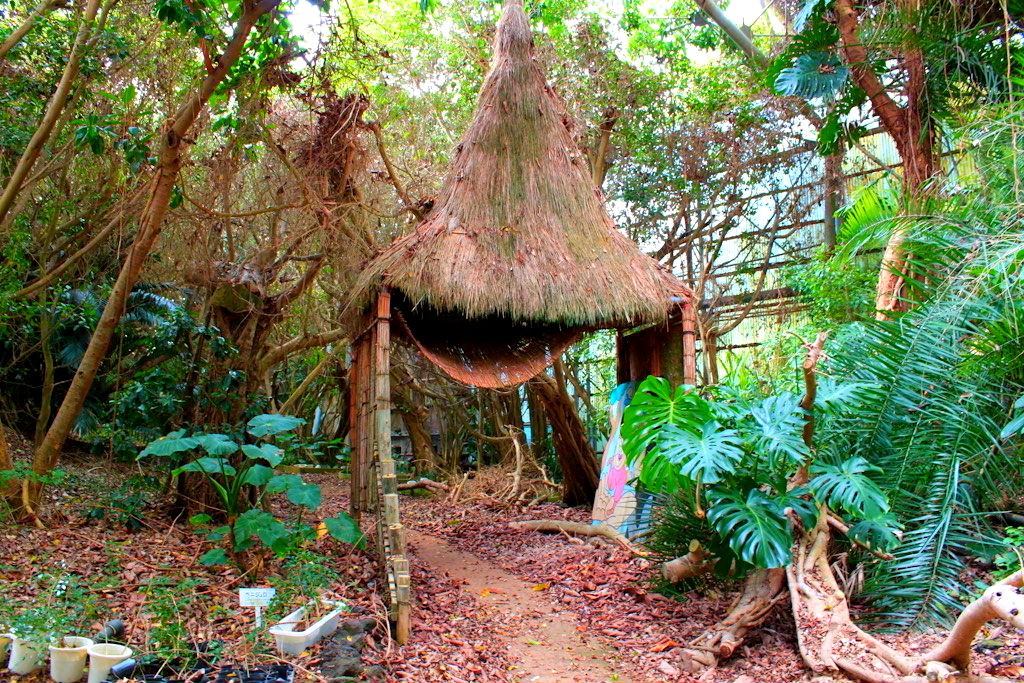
[407,529,633,683]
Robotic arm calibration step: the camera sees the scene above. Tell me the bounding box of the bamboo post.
[682,300,697,386]
[371,291,412,644]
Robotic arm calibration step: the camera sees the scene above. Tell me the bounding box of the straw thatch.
[366,0,685,327]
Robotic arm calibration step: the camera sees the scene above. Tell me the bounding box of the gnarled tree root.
[787,515,915,683]
[678,567,787,672]
[680,519,1022,683]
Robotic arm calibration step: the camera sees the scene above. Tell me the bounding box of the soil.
[407,528,631,683]
[5,444,1024,683]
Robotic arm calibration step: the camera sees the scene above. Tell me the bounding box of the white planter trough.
[49,636,94,683]
[7,635,47,675]
[86,643,132,683]
[269,600,346,656]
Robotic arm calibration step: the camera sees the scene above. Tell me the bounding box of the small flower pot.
[49,636,94,683]
[7,635,47,674]
[86,643,132,683]
[268,601,346,656]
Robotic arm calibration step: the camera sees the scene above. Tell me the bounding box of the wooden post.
[371,291,412,645]
[682,301,697,386]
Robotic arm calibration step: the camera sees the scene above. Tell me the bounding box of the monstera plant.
[620,375,899,573]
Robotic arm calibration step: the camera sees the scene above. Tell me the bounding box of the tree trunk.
[530,371,599,506]
[0,0,62,61]
[0,419,18,505]
[26,0,282,512]
[33,306,56,449]
[0,0,102,226]
[834,0,938,318]
[526,383,548,462]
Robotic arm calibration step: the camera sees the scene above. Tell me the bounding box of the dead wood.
[662,540,714,583]
[396,478,450,494]
[509,519,647,555]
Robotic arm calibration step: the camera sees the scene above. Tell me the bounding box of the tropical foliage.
[140,413,363,566]
[621,375,898,572]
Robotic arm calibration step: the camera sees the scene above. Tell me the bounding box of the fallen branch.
[396,477,450,494]
[509,519,648,556]
[663,540,714,583]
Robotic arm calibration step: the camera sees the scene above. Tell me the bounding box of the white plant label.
[240,587,276,627]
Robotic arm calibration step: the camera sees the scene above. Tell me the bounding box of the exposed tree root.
[509,519,648,555]
[678,567,788,672]
[918,570,1024,674]
[787,514,915,682]
[683,514,1023,683]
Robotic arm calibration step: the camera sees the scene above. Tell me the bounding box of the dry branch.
[509,519,647,556]
[396,478,450,494]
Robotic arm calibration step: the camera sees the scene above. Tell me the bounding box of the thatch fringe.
[363,0,685,327]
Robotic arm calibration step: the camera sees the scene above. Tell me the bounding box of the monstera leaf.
[748,392,809,467]
[707,488,794,569]
[775,51,848,101]
[809,456,890,519]
[659,421,744,485]
[621,376,712,467]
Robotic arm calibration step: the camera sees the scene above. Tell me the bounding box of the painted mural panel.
[592,382,653,537]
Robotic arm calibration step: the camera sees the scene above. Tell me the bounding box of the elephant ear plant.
[140,414,363,568]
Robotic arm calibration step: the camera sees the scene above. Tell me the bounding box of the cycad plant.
[816,114,1024,630]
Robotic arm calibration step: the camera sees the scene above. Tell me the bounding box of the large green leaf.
[324,512,365,548]
[266,474,321,510]
[659,421,744,485]
[707,488,793,569]
[287,482,321,510]
[266,473,302,494]
[809,456,889,519]
[247,414,306,438]
[140,431,199,458]
[195,433,239,456]
[199,548,229,566]
[620,376,712,467]
[173,457,237,478]
[748,393,809,467]
[775,51,848,101]
[241,443,284,467]
[233,509,291,553]
[241,464,275,487]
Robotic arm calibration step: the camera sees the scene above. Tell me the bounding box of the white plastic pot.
[7,635,47,675]
[86,643,132,683]
[49,636,94,683]
[269,600,346,656]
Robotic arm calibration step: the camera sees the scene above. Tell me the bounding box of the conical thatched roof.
[367,0,685,327]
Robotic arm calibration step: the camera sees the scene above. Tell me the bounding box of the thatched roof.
[367,0,685,327]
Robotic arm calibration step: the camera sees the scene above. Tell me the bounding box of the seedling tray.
[108,663,293,683]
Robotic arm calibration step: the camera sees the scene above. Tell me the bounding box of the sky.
[288,0,779,59]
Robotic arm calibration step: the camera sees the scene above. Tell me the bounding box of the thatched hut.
[347,0,694,644]
[363,0,688,386]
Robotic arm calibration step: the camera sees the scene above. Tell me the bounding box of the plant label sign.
[240,587,276,627]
